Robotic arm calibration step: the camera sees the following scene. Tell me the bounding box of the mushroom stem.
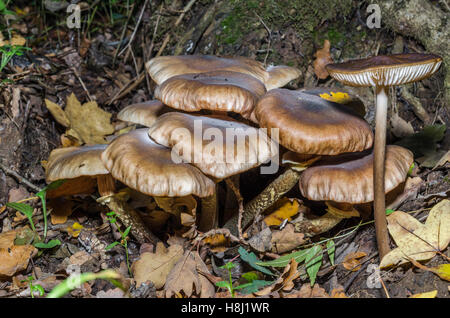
[223,168,301,235]
[198,183,219,231]
[374,85,390,259]
[96,175,160,245]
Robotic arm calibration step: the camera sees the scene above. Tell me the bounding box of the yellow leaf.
[67,222,84,238]
[264,198,300,226]
[45,99,70,127]
[409,290,437,298]
[430,264,450,282]
[319,91,351,104]
[64,93,114,144]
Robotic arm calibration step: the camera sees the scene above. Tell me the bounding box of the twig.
[119,0,149,58]
[112,3,135,66]
[0,163,41,193]
[156,0,197,57]
[107,72,146,105]
[71,67,93,101]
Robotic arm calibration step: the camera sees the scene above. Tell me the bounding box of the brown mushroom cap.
[265,65,301,90]
[46,144,108,182]
[326,53,442,87]
[146,55,269,85]
[299,145,414,204]
[117,100,173,127]
[101,129,215,197]
[148,112,276,179]
[154,71,266,120]
[255,89,374,155]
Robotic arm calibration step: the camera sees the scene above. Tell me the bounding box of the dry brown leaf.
[313,40,333,79]
[132,242,183,289]
[45,99,70,127]
[0,245,37,279]
[380,200,450,268]
[64,93,114,144]
[330,287,348,298]
[49,198,74,225]
[271,224,305,253]
[390,113,414,138]
[342,251,367,271]
[255,258,299,296]
[0,230,17,249]
[286,283,329,298]
[432,150,450,170]
[164,250,215,298]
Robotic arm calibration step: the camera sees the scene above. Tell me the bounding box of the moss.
[217,0,353,46]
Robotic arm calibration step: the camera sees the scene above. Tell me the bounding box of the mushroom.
[100,129,216,231]
[117,100,173,127]
[298,145,414,234]
[146,54,300,90]
[154,70,266,121]
[223,88,374,234]
[45,145,159,244]
[148,112,277,230]
[326,53,442,257]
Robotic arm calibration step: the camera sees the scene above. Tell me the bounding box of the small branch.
[0,162,41,193]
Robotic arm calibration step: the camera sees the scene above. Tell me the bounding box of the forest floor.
[0,0,449,298]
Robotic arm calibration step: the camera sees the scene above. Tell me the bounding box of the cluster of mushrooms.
[45,53,442,258]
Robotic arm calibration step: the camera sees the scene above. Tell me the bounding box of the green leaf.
[305,245,323,286]
[34,239,61,249]
[215,280,231,289]
[0,0,6,12]
[6,202,36,232]
[122,226,131,238]
[44,179,66,191]
[234,280,273,294]
[238,247,274,276]
[106,211,116,217]
[385,209,395,216]
[327,240,335,266]
[220,261,236,271]
[105,241,119,250]
[256,248,310,268]
[32,284,45,296]
[241,272,258,283]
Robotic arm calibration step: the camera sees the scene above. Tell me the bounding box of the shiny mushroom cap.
[255,89,374,155]
[146,55,268,85]
[326,53,442,87]
[154,70,266,120]
[265,65,302,90]
[101,129,215,197]
[299,145,414,204]
[46,144,108,182]
[148,112,276,179]
[117,100,173,127]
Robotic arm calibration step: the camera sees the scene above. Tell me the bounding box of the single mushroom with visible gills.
[326,53,442,258]
[154,70,266,122]
[146,54,300,90]
[148,112,276,232]
[45,145,159,244]
[223,88,374,235]
[117,100,173,128]
[100,129,216,232]
[297,145,414,234]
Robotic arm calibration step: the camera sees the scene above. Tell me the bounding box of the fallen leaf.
[264,198,300,226]
[342,251,367,271]
[380,200,450,268]
[313,40,333,79]
[319,91,351,104]
[408,257,450,282]
[409,290,437,298]
[164,250,215,298]
[248,227,272,253]
[286,283,329,298]
[390,113,414,138]
[66,222,84,238]
[330,287,348,298]
[0,245,37,279]
[64,93,114,144]
[132,242,183,289]
[432,150,450,170]
[45,99,70,127]
[387,177,424,211]
[255,258,299,296]
[271,224,305,253]
[0,230,17,249]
